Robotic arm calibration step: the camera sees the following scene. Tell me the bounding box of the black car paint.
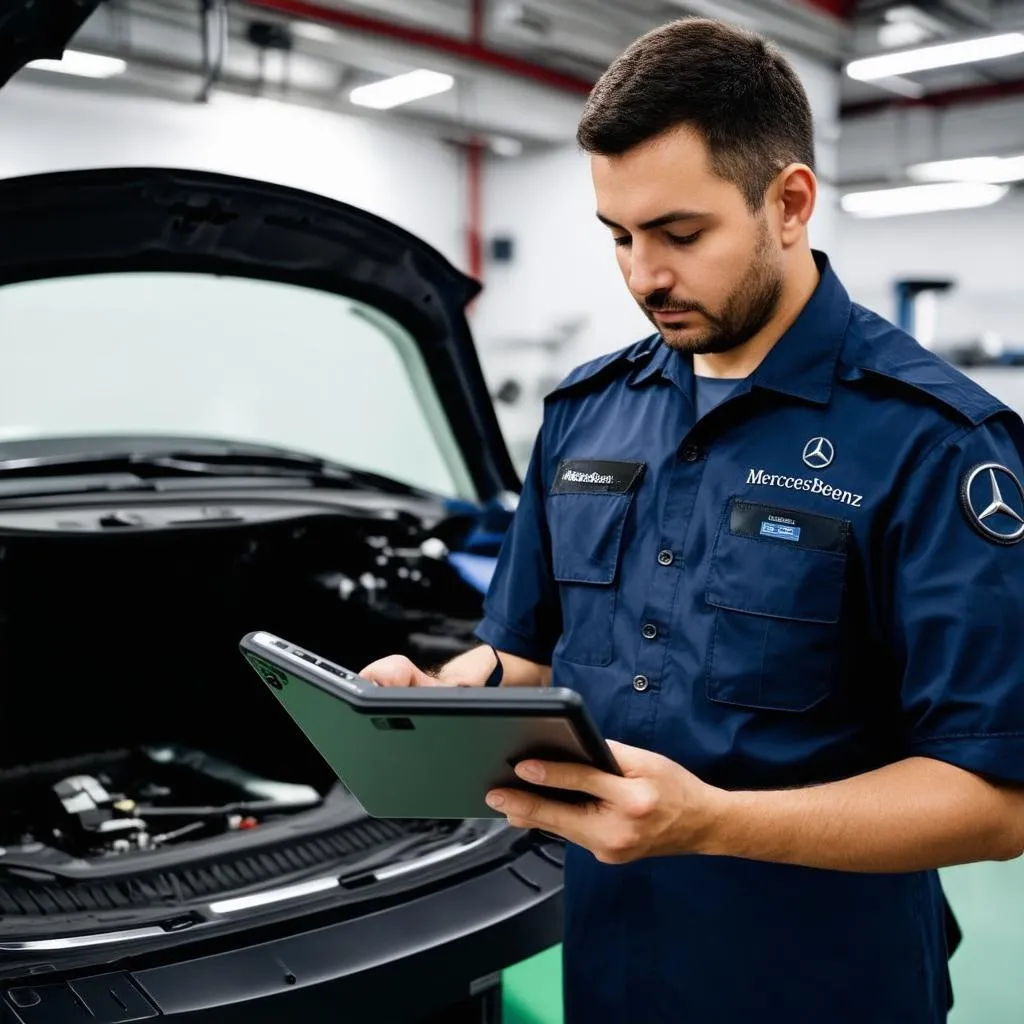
[0,0,103,90]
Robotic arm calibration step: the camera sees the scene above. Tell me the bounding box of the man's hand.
[485,741,725,863]
[359,655,445,688]
[360,646,551,688]
[486,747,1024,873]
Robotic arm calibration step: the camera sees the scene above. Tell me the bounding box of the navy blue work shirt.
[475,251,1024,1024]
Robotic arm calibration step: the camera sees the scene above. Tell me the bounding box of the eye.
[613,236,632,248]
[667,230,702,247]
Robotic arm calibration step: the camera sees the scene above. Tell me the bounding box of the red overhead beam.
[842,76,1024,117]
[246,0,596,95]
[795,0,857,20]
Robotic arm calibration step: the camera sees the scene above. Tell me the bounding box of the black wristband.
[483,646,504,687]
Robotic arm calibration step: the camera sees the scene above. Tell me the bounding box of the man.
[362,17,1024,1024]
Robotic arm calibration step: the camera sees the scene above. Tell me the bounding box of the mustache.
[643,294,710,317]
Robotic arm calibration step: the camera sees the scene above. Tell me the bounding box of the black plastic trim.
[3,847,564,1023]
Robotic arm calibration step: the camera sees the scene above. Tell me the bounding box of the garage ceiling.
[12,0,1024,146]
[841,0,1024,113]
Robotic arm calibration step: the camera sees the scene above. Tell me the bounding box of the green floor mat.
[502,944,563,1024]
[944,856,1024,1023]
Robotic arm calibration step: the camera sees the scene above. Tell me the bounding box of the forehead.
[590,125,745,224]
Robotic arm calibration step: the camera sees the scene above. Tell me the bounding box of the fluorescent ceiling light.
[26,50,127,79]
[908,154,1024,184]
[846,32,1024,81]
[841,182,1009,217]
[877,20,931,49]
[291,21,342,44]
[489,135,523,157]
[349,70,454,110]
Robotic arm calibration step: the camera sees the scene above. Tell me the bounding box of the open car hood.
[0,0,104,89]
[0,166,521,502]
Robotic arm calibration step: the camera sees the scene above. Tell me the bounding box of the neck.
[692,246,820,380]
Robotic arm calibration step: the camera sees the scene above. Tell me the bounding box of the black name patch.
[551,459,645,495]
[729,500,849,552]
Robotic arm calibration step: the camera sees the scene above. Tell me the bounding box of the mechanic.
[360,17,1024,1024]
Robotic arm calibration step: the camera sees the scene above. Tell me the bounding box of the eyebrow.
[596,210,709,231]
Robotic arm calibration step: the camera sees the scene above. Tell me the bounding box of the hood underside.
[0,0,104,89]
[0,166,520,502]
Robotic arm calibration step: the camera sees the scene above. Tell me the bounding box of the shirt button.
[642,623,658,640]
[682,444,702,463]
[633,674,650,692]
[657,549,674,566]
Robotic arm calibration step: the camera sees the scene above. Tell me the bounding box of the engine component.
[52,774,150,855]
[1,747,325,863]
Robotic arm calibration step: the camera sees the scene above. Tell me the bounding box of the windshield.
[0,272,476,499]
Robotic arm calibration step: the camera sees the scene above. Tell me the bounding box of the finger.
[358,656,434,687]
[485,788,589,840]
[357,657,408,686]
[513,758,626,801]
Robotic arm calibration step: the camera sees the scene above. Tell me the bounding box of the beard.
[639,220,784,356]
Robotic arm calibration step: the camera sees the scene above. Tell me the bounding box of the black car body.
[0,5,564,1021]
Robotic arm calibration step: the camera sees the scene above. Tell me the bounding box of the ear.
[771,164,817,247]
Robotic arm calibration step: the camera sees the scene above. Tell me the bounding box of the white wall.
[837,94,1024,185]
[0,79,467,266]
[832,192,1024,344]
[475,143,651,365]
[832,94,1024,349]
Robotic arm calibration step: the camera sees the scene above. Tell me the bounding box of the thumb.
[604,739,653,775]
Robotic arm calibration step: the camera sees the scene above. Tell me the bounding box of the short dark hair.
[577,18,815,210]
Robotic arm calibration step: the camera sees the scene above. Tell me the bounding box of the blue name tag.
[760,521,801,542]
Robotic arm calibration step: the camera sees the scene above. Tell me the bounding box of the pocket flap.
[549,491,634,585]
[706,500,849,623]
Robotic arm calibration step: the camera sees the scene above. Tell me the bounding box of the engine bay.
[0,493,488,768]
[0,492,492,914]
[0,746,323,866]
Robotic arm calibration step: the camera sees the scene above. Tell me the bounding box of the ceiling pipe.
[466,0,486,286]
[244,0,596,95]
[196,0,229,102]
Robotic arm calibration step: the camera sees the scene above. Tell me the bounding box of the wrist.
[433,644,501,687]
[689,784,739,858]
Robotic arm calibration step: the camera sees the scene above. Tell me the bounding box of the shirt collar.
[748,250,851,405]
[628,335,689,392]
[627,250,851,406]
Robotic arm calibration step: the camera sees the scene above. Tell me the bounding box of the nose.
[626,239,674,298]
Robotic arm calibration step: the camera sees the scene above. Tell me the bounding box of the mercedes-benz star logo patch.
[802,437,835,471]
[959,462,1024,546]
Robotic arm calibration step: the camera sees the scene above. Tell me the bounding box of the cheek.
[614,248,631,280]
[680,239,745,302]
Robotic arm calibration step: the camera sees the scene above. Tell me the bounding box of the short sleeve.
[474,426,561,664]
[885,411,1024,785]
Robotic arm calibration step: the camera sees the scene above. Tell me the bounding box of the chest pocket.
[547,487,635,667]
[704,499,850,712]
